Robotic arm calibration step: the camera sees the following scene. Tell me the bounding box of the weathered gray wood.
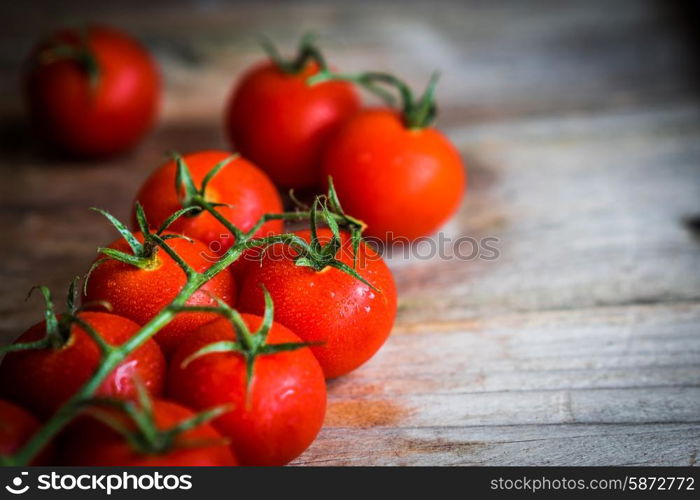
[294,424,700,466]
[289,302,700,464]
[328,303,700,396]
[1,0,699,466]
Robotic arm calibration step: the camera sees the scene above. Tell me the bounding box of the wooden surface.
[1,0,699,465]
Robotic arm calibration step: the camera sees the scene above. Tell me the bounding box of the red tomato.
[84,231,236,356]
[0,400,53,464]
[226,61,359,189]
[0,312,165,417]
[61,400,238,466]
[23,25,160,157]
[135,150,283,256]
[168,314,326,466]
[229,245,269,284]
[237,229,397,378]
[321,109,466,240]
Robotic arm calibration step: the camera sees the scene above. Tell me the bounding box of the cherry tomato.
[0,312,165,417]
[168,314,326,466]
[0,400,53,464]
[135,150,283,256]
[61,400,238,466]
[23,25,160,157]
[226,61,359,189]
[237,229,397,378]
[84,231,236,356]
[321,109,466,240]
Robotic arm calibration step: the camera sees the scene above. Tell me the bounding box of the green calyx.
[260,33,328,75]
[39,27,101,91]
[171,151,240,224]
[309,70,440,130]
[286,178,378,291]
[170,151,245,243]
[82,384,231,456]
[86,203,197,289]
[0,278,113,356]
[177,288,314,395]
[172,151,236,210]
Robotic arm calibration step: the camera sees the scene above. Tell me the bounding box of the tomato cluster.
[2,28,466,467]
[227,38,467,241]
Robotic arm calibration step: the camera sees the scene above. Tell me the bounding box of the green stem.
[260,33,328,74]
[245,209,362,239]
[149,234,197,278]
[194,196,244,241]
[0,338,51,356]
[308,70,440,129]
[39,42,101,91]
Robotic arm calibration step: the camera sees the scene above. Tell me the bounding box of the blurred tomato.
[23,25,160,157]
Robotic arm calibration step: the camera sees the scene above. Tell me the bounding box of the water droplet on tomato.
[279,388,296,401]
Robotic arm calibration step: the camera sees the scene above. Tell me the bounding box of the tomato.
[0,400,53,464]
[84,231,236,356]
[23,25,160,157]
[135,150,283,256]
[226,60,359,189]
[0,312,165,417]
[168,314,326,466]
[228,245,270,284]
[237,228,397,378]
[321,109,466,240]
[61,400,238,466]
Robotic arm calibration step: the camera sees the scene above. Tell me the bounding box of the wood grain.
[0,0,699,466]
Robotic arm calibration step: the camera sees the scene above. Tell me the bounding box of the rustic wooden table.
[1,0,699,465]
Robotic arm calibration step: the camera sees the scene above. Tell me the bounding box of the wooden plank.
[293,303,700,464]
[293,424,700,466]
[330,303,700,397]
[322,303,700,427]
[323,387,700,427]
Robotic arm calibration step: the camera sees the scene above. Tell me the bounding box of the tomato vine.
[0,180,371,466]
[309,70,440,130]
[260,33,328,74]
